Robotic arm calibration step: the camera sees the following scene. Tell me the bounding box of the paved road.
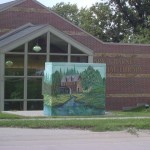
[0,128,150,150]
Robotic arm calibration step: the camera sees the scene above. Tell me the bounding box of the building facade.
[0,0,150,111]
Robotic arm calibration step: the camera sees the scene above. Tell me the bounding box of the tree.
[79,3,114,41]
[51,1,150,43]
[108,0,150,43]
[109,0,150,31]
[51,2,130,42]
[79,2,131,42]
[123,27,150,44]
[51,71,61,96]
[81,66,102,91]
[51,2,79,25]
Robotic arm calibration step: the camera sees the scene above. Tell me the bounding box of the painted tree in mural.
[51,71,61,96]
[80,66,103,91]
[65,66,79,75]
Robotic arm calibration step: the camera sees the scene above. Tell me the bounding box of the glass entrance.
[4,33,89,110]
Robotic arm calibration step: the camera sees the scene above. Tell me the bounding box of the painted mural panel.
[43,62,106,116]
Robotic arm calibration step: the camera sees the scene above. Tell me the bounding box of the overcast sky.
[0,0,104,8]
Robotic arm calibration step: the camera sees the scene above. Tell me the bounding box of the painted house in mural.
[61,75,83,94]
[0,0,150,111]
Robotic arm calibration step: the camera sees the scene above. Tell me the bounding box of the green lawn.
[111,107,150,117]
[0,117,150,132]
[0,108,150,132]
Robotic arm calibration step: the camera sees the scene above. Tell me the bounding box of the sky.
[0,0,103,8]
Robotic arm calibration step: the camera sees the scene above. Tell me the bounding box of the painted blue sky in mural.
[45,62,106,78]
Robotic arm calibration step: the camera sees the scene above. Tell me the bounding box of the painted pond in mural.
[43,62,106,116]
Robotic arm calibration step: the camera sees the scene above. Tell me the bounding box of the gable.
[0,23,93,55]
[0,0,105,52]
[0,0,150,54]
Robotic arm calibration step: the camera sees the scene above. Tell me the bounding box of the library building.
[0,0,150,111]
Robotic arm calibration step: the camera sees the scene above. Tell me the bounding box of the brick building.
[0,0,150,111]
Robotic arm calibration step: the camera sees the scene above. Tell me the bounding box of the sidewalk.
[2,111,150,120]
[2,111,44,117]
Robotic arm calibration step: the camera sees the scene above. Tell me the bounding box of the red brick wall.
[106,97,150,110]
[0,0,81,36]
[94,53,150,110]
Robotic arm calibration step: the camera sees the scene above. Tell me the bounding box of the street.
[0,128,150,150]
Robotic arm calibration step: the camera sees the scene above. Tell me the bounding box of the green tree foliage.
[52,2,128,42]
[51,1,150,43]
[123,28,150,44]
[109,0,150,43]
[80,66,103,91]
[79,3,114,42]
[51,2,79,25]
[80,2,129,42]
[109,0,150,30]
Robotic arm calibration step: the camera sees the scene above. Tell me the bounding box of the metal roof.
[0,1,15,10]
[0,22,93,55]
[0,0,26,12]
[0,23,47,48]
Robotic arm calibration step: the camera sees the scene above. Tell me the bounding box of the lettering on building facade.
[94,54,142,74]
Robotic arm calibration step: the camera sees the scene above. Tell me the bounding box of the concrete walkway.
[0,128,150,150]
[2,111,44,117]
[2,111,150,120]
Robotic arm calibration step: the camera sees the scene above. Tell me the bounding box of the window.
[50,33,68,53]
[28,55,46,76]
[5,77,24,99]
[27,78,43,99]
[28,34,47,53]
[5,54,24,76]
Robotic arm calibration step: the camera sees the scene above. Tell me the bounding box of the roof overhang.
[0,23,93,56]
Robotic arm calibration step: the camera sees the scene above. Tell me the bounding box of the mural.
[43,62,106,116]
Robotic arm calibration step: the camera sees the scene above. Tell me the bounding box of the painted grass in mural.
[43,63,106,116]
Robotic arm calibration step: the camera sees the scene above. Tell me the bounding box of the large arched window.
[3,32,91,111]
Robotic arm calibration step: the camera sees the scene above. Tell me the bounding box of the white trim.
[46,32,50,61]
[88,56,93,63]
[24,43,28,110]
[0,53,4,111]
[68,44,71,62]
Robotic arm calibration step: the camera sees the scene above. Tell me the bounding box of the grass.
[0,112,25,119]
[0,108,150,132]
[111,107,150,117]
[0,118,150,132]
